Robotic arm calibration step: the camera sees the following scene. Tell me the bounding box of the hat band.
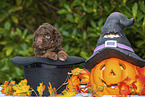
[94,41,134,53]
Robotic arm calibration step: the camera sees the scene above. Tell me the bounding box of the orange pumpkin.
[90,58,138,95]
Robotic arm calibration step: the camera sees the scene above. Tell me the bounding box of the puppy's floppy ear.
[53,27,63,47]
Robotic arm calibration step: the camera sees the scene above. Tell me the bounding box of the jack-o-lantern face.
[90,58,138,95]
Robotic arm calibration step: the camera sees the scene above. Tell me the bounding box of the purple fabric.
[94,43,134,54]
[118,43,134,52]
[94,44,105,53]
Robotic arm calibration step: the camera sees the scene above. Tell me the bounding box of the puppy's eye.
[45,35,50,39]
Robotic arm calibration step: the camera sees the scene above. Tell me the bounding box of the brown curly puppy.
[33,23,68,61]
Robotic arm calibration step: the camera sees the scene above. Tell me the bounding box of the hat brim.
[11,56,85,66]
[83,47,145,70]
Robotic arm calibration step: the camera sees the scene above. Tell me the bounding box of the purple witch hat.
[83,12,145,70]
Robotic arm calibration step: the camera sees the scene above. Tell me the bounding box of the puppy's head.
[33,23,63,50]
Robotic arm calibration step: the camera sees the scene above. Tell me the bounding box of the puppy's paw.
[43,52,57,60]
[49,52,58,60]
[58,51,68,61]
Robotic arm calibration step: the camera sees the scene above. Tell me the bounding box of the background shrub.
[0,0,145,83]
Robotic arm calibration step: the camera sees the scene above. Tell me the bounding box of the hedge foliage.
[0,0,145,83]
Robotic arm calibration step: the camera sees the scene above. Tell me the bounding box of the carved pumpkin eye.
[45,35,50,39]
[119,63,126,70]
[100,64,105,70]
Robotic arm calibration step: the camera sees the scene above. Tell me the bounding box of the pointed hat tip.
[108,12,135,28]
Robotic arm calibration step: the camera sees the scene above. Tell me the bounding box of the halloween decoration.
[11,23,85,96]
[33,23,68,61]
[90,58,138,95]
[10,56,84,96]
[82,12,145,95]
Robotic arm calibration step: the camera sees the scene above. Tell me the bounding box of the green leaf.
[11,15,19,24]
[16,0,22,5]
[1,65,9,72]
[64,4,70,10]
[143,17,145,29]
[136,12,144,22]
[66,14,73,22]
[25,0,33,7]
[83,32,87,40]
[0,28,7,34]
[83,6,93,13]
[0,41,7,45]
[4,21,11,30]
[98,19,104,26]
[89,33,98,38]
[15,66,23,76]
[62,31,69,37]
[0,14,7,22]
[72,28,77,35]
[71,0,81,6]
[80,51,89,60]
[136,41,145,47]
[23,29,28,37]
[90,20,97,28]
[21,43,28,50]
[57,9,68,14]
[93,1,98,9]
[18,50,28,56]
[16,28,22,36]
[26,34,33,39]
[6,47,14,56]
[8,6,22,13]
[139,1,145,13]
[132,3,138,18]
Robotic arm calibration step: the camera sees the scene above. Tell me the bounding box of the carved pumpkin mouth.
[100,76,129,89]
[100,79,118,89]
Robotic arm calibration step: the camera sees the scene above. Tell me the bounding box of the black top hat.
[11,56,85,66]
[83,12,145,70]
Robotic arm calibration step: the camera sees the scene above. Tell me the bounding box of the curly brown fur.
[33,23,68,61]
